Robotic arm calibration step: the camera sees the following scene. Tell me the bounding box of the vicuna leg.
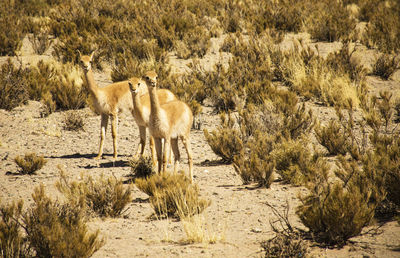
[154,137,163,173]
[110,114,118,159]
[171,138,180,174]
[149,136,157,166]
[163,137,171,173]
[96,114,109,159]
[181,136,193,182]
[136,126,147,157]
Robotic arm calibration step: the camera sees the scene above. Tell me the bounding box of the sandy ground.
[1,35,400,257]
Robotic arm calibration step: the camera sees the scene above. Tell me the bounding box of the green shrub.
[0,200,30,258]
[0,59,29,111]
[24,185,104,257]
[56,170,132,218]
[135,172,210,219]
[14,153,47,175]
[127,156,155,179]
[372,54,399,80]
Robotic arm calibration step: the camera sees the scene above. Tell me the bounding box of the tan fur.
[143,71,194,182]
[128,78,177,163]
[79,51,146,159]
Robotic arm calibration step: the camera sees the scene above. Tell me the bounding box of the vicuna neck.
[83,69,99,97]
[148,85,162,117]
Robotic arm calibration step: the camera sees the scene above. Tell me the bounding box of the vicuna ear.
[77,49,81,57]
[90,50,96,60]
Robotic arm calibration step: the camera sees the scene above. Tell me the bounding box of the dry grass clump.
[63,111,85,131]
[180,215,225,245]
[372,54,399,80]
[0,200,30,258]
[14,153,47,175]
[24,185,104,257]
[56,170,132,218]
[135,172,210,219]
[277,46,360,108]
[127,156,155,180]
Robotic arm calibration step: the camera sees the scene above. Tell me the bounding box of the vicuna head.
[142,71,158,88]
[78,50,95,72]
[128,77,143,95]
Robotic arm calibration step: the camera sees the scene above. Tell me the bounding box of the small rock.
[251,228,262,233]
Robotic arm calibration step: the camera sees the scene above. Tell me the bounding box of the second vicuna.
[128,77,177,163]
[142,71,194,182]
[79,51,146,159]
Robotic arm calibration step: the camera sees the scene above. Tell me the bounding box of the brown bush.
[24,185,104,257]
[14,153,47,175]
[0,59,29,111]
[297,157,382,246]
[0,200,30,258]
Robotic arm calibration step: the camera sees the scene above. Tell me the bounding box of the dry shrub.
[14,153,47,175]
[372,54,399,80]
[135,172,210,219]
[360,0,400,53]
[203,113,243,163]
[56,170,132,218]
[314,120,350,156]
[24,185,104,257]
[0,59,29,111]
[63,111,85,131]
[271,138,316,186]
[233,132,275,188]
[127,156,155,179]
[0,5,24,56]
[297,157,383,246]
[0,200,30,258]
[304,1,356,42]
[28,32,52,55]
[262,201,308,258]
[51,62,88,110]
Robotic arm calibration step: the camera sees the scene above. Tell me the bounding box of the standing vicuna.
[79,50,144,159]
[128,77,177,164]
[142,71,194,182]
